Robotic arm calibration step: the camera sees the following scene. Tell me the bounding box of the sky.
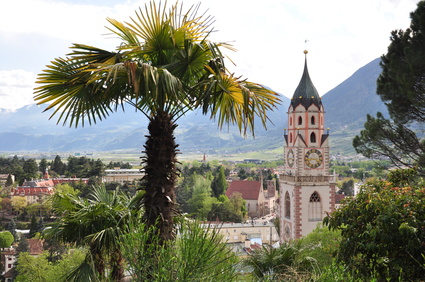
[0,0,420,110]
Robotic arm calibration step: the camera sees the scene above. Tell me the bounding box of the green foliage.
[207,194,245,223]
[243,241,319,281]
[51,155,66,175]
[297,224,341,269]
[44,185,141,281]
[16,236,29,253]
[211,166,228,198]
[29,214,38,238]
[0,231,14,248]
[354,1,425,175]
[15,250,86,282]
[106,161,132,169]
[7,218,17,242]
[324,168,425,280]
[120,219,239,281]
[336,178,355,196]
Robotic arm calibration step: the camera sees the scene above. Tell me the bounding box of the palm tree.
[44,185,141,281]
[243,242,318,280]
[34,1,281,244]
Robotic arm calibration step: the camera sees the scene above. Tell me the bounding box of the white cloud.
[0,0,420,110]
[0,70,36,110]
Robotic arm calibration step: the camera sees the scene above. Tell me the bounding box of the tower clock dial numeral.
[304,149,323,168]
[287,149,295,167]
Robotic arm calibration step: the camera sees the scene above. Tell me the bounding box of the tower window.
[289,133,293,143]
[290,117,293,126]
[308,191,322,221]
[298,116,302,125]
[310,132,316,143]
[284,192,291,219]
[311,116,315,125]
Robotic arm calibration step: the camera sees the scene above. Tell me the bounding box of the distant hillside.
[323,58,388,154]
[0,58,388,156]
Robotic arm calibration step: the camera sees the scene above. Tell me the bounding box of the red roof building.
[226,180,266,218]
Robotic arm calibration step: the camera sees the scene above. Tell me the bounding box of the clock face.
[287,149,294,167]
[304,149,323,168]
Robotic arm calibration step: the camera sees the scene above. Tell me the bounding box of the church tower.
[279,51,335,241]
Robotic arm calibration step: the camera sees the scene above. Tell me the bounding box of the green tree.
[298,224,340,269]
[11,196,27,216]
[50,155,66,175]
[34,1,280,244]
[120,219,238,281]
[188,174,215,219]
[22,158,39,182]
[243,242,318,281]
[39,158,48,175]
[324,168,425,280]
[15,250,86,282]
[336,178,354,196]
[353,1,425,175]
[0,231,14,248]
[16,236,29,253]
[29,214,38,238]
[7,218,17,242]
[5,174,13,187]
[211,165,228,198]
[44,185,140,281]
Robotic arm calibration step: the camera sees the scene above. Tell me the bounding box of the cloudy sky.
[0,0,419,110]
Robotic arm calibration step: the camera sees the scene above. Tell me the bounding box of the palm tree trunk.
[111,249,124,281]
[141,110,178,244]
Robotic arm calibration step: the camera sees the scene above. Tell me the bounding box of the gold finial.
[304,50,308,54]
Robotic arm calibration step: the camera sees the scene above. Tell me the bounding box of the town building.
[279,51,336,241]
[205,221,280,256]
[226,178,278,218]
[10,169,89,204]
[102,168,144,184]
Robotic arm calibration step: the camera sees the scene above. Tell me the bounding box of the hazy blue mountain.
[0,58,387,155]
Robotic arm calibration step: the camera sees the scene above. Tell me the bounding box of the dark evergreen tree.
[22,159,39,181]
[51,155,66,175]
[5,174,13,187]
[211,166,228,198]
[7,219,17,242]
[36,218,44,234]
[38,158,48,174]
[16,236,29,253]
[354,1,425,175]
[29,214,38,238]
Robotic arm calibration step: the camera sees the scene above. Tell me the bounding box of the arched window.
[290,117,293,126]
[308,191,322,221]
[285,192,291,219]
[310,132,316,143]
[298,116,302,125]
[289,133,293,143]
[311,116,315,125]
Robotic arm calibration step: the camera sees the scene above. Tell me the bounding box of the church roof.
[291,51,322,109]
[226,180,262,200]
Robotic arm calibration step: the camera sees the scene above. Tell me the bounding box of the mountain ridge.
[0,58,385,156]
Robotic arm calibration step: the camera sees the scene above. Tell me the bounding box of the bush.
[120,218,239,281]
[324,168,425,280]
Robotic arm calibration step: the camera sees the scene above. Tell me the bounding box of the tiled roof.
[335,193,346,203]
[226,180,262,200]
[12,187,54,196]
[27,239,44,255]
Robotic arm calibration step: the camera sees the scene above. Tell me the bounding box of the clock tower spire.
[279,51,335,241]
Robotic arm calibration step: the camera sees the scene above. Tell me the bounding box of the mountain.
[323,58,388,154]
[0,58,386,156]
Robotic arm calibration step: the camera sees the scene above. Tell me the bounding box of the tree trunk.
[141,110,178,244]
